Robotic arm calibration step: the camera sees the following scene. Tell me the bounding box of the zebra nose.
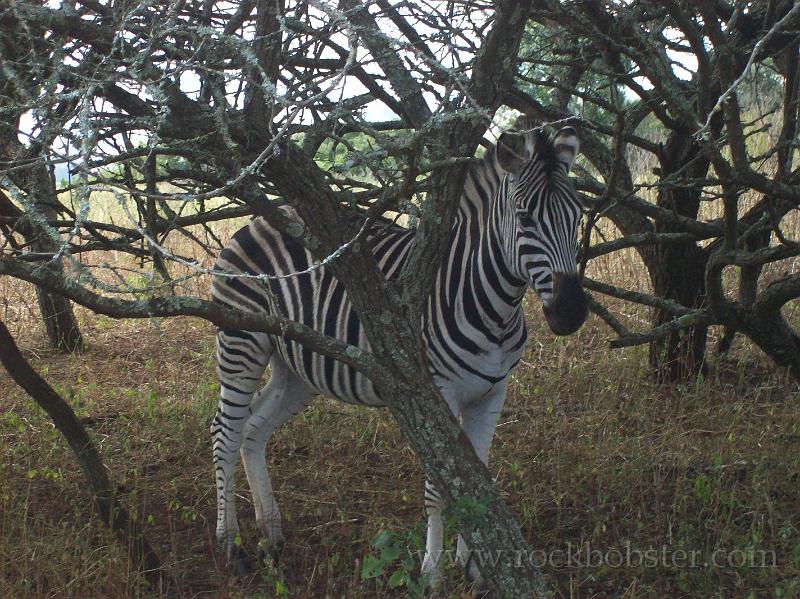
[542,273,588,336]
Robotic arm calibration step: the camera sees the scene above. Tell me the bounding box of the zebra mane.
[454,124,567,221]
[357,125,565,231]
[528,128,563,175]
[459,144,505,213]
[512,115,564,175]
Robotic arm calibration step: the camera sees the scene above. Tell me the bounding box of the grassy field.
[2,276,799,598]
[1,200,800,598]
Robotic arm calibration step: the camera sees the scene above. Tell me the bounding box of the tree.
[0,320,161,586]
[0,11,83,352]
[515,0,800,381]
[1,0,799,596]
[0,0,546,595]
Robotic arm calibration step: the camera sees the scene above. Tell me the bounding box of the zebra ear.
[553,126,579,171]
[496,131,527,175]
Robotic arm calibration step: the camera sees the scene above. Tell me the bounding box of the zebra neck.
[477,178,529,330]
[430,159,528,344]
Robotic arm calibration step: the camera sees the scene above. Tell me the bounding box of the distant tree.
[515,0,800,381]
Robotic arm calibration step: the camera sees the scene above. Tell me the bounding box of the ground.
[1,280,799,598]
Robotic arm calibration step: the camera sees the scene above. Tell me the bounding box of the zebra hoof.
[463,556,489,597]
[470,582,491,598]
[231,547,253,577]
[419,560,442,594]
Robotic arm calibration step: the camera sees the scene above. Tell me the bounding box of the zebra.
[210,124,588,586]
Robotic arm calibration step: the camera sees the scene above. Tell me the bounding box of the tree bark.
[0,8,83,354]
[262,138,548,596]
[737,310,800,380]
[648,131,709,382]
[36,285,84,352]
[29,167,84,353]
[248,2,546,592]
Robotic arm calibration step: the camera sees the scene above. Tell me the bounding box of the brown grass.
[1,203,799,598]
[1,272,799,598]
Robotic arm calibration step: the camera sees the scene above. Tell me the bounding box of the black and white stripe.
[210,125,587,582]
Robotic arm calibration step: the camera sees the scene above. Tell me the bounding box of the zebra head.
[496,124,588,336]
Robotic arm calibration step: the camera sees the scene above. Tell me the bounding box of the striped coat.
[210,126,587,584]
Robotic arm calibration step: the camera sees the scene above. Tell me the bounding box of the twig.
[696,3,800,138]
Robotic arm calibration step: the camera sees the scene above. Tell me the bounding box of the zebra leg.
[239,359,315,564]
[455,381,507,592]
[420,480,446,587]
[212,330,271,575]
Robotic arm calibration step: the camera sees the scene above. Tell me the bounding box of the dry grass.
[1,205,799,598]
[1,277,799,598]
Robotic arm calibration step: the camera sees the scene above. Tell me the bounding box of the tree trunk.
[247,4,546,592]
[264,144,549,597]
[29,166,84,352]
[648,131,709,382]
[36,285,84,352]
[0,189,83,352]
[739,312,800,381]
[341,262,549,596]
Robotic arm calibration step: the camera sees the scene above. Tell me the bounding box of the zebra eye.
[516,212,537,228]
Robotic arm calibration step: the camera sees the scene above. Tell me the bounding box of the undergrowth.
[1,289,798,598]
[1,206,799,597]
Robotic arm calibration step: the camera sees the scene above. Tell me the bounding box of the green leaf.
[380,543,401,563]
[361,555,384,580]
[371,528,394,549]
[388,569,407,589]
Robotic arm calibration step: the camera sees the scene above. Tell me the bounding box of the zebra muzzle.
[542,273,588,336]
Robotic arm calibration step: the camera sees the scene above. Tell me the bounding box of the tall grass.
[1,181,799,597]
